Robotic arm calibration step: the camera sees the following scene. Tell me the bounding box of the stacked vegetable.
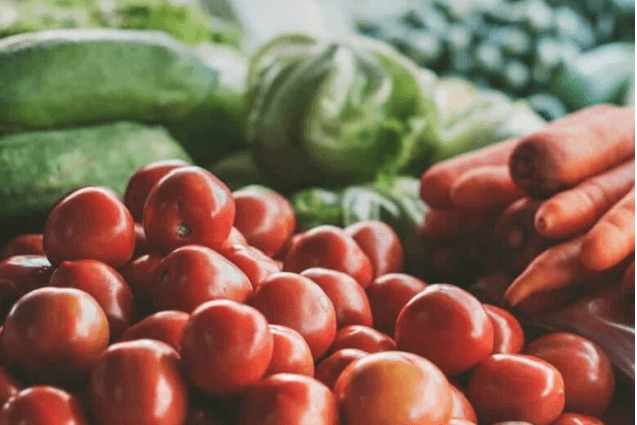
[0,159,630,424]
[355,0,635,119]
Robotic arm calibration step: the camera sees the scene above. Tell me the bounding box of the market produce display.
[354,0,635,119]
[0,160,630,424]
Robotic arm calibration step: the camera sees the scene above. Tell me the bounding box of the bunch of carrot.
[417,104,635,315]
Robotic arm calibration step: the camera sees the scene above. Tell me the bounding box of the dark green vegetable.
[290,188,344,231]
[207,150,268,191]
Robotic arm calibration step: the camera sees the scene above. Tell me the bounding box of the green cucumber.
[0,121,192,220]
[0,29,218,129]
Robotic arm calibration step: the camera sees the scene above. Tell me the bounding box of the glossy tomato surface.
[344,220,403,277]
[232,187,296,258]
[180,300,273,395]
[48,259,134,340]
[283,226,373,288]
[0,255,53,321]
[484,304,525,354]
[551,413,606,425]
[365,273,426,336]
[124,159,190,222]
[220,244,281,291]
[395,284,494,376]
[151,245,252,313]
[238,373,339,425]
[450,384,478,423]
[250,272,336,360]
[89,339,189,425]
[0,367,20,407]
[119,253,162,320]
[314,348,368,390]
[334,351,453,425]
[330,325,396,354]
[119,310,190,352]
[3,287,109,387]
[44,186,135,268]
[524,332,615,417]
[264,325,314,378]
[301,268,373,329]
[0,386,89,425]
[0,234,44,261]
[467,354,566,425]
[142,166,235,253]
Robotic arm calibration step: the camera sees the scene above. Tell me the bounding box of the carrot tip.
[535,215,548,232]
[503,283,531,307]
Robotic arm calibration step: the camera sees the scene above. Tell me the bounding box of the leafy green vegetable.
[290,188,344,231]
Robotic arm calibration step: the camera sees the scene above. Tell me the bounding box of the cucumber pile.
[355,0,635,120]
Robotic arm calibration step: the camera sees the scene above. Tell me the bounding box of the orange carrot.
[535,160,635,239]
[449,165,525,210]
[581,188,635,272]
[509,105,635,198]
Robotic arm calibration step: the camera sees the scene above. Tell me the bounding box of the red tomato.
[90,339,188,425]
[491,423,535,425]
[48,259,134,340]
[551,413,606,425]
[314,348,368,390]
[466,354,566,425]
[283,226,373,288]
[119,310,190,353]
[395,284,494,376]
[142,166,235,253]
[264,324,314,378]
[151,245,252,313]
[448,420,476,425]
[232,187,296,257]
[484,304,525,354]
[119,253,162,320]
[186,407,226,425]
[238,373,339,425]
[0,255,53,321]
[0,386,89,425]
[450,384,478,423]
[524,333,615,417]
[250,272,337,360]
[44,186,135,268]
[180,300,273,395]
[3,287,109,387]
[344,220,403,277]
[301,268,373,329]
[330,325,396,354]
[220,244,281,291]
[0,367,20,407]
[133,223,152,257]
[334,351,453,425]
[365,272,426,336]
[223,227,249,248]
[0,234,44,260]
[124,159,190,222]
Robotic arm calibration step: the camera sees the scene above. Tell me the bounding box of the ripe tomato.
[238,373,339,425]
[450,384,478,423]
[344,220,403,277]
[264,324,314,378]
[334,351,453,425]
[48,259,134,340]
[0,255,53,321]
[232,187,296,257]
[365,273,426,336]
[314,348,368,390]
[484,304,525,354]
[223,227,249,248]
[250,272,337,360]
[301,268,373,329]
[0,386,89,425]
[551,413,606,425]
[220,244,281,291]
[466,354,566,425]
[3,287,109,387]
[133,223,152,257]
[151,245,252,313]
[180,300,273,395]
[44,186,135,268]
[0,234,44,261]
[124,159,190,222]
[448,420,476,425]
[90,339,188,425]
[119,310,190,353]
[395,284,494,376]
[119,253,162,320]
[330,325,396,354]
[0,367,20,407]
[524,332,615,417]
[283,226,373,288]
[143,166,235,253]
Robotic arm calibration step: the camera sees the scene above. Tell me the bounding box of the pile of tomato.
[0,160,624,425]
